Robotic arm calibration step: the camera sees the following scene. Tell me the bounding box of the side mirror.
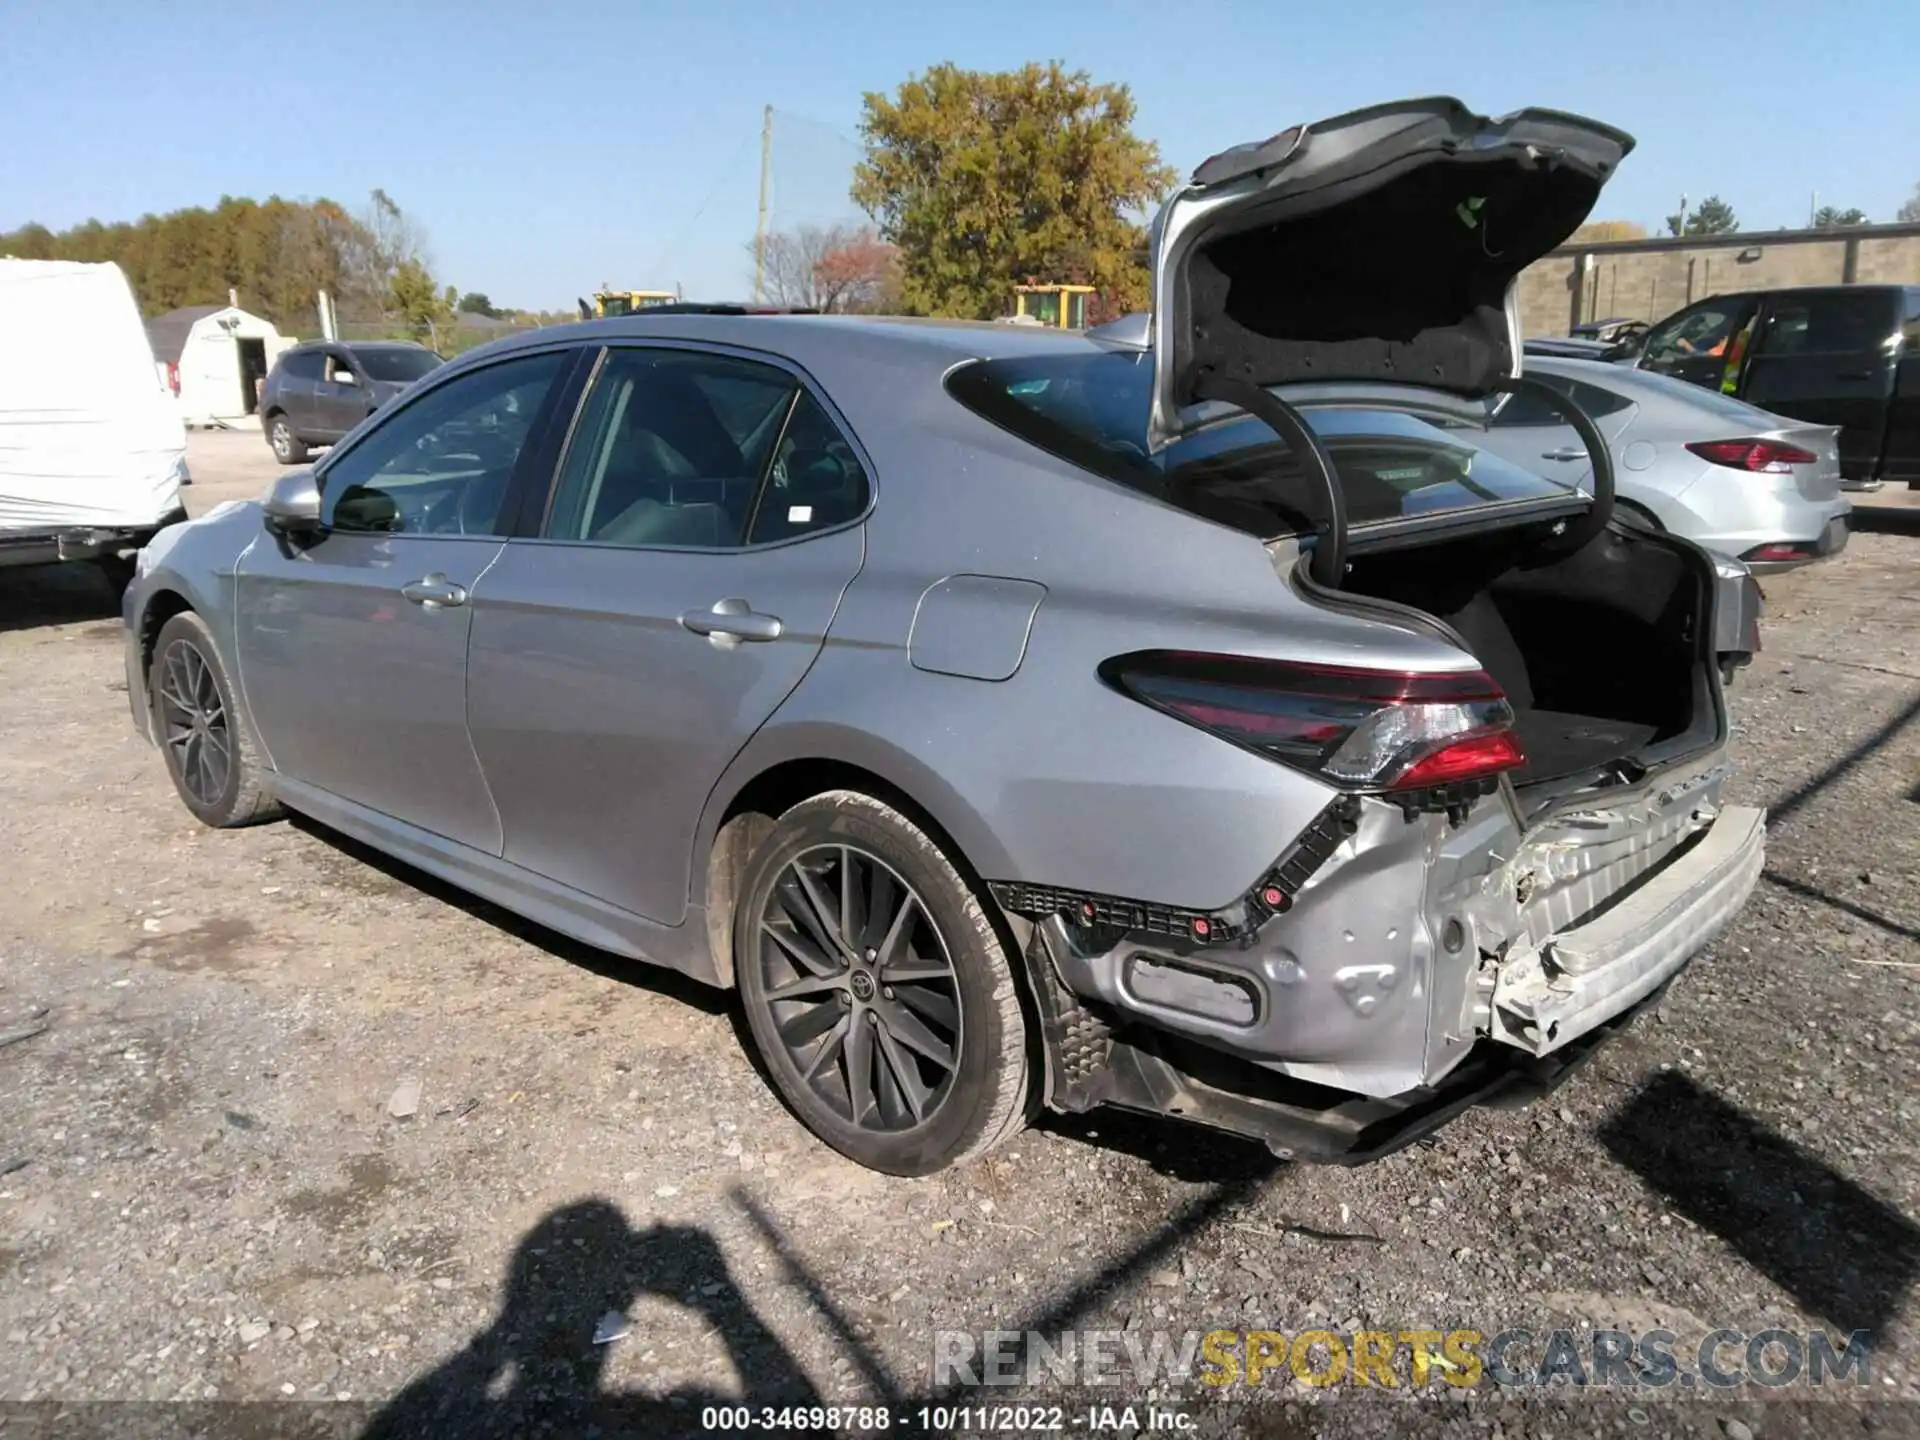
[262,469,324,537]
[331,370,358,387]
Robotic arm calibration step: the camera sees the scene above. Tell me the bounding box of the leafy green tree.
[1,190,453,336]
[1898,184,1920,224]
[852,62,1176,319]
[1664,195,1739,237]
[457,291,496,316]
[389,259,453,342]
[1813,206,1869,229]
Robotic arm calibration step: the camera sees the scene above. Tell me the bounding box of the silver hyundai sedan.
[1484,354,1851,571]
[123,98,1766,1175]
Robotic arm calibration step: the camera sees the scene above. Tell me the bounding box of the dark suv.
[261,341,443,464]
[1635,284,1920,490]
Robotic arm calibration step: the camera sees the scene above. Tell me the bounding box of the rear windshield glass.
[352,347,443,383]
[946,350,1578,538]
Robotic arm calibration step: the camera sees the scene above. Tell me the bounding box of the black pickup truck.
[1633,284,1920,489]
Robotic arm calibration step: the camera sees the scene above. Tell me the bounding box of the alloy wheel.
[756,845,963,1132]
[271,421,291,459]
[155,640,231,807]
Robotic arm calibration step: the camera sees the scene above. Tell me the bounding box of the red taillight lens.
[1740,541,1814,563]
[1686,439,1817,474]
[1104,652,1524,791]
[1390,729,1526,789]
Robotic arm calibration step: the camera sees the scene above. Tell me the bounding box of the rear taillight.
[1741,540,1815,563]
[1686,439,1816,474]
[1104,652,1524,792]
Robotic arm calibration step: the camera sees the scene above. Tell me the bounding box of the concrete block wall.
[1517,224,1920,337]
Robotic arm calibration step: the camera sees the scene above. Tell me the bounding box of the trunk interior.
[1335,524,1721,795]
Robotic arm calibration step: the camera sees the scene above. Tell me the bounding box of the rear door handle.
[1541,447,1587,462]
[401,573,469,609]
[680,597,783,647]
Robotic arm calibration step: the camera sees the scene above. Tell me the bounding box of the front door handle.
[1541,447,1587,462]
[679,597,783,647]
[401,573,469,609]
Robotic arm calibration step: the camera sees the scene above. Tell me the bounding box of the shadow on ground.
[0,562,122,634]
[1598,1069,1920,1338]
[286,814,732,1019]
[358,1173,1275,1440]
[1849,502,1920,538]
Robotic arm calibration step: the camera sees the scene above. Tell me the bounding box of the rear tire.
[148,611,283,829]
[734,790,1030,1175]
[267,414,308,466]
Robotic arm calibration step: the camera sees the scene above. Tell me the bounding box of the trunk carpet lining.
[1512,710,1660,784]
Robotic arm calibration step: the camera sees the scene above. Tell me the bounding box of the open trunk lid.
[1146,97,1635,450]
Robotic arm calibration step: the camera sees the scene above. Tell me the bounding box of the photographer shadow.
[361,1199,819,1440]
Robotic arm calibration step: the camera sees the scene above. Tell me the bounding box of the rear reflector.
[1104,652,1523,792]
[1740,540,1815,563]
[1687,439,1817,474]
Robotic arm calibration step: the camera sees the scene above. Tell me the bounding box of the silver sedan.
[1480,356,1851,572]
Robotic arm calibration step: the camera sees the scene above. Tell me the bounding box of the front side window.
[946,349,1575,539]
[1640,299,1755,373]
[320,351,565,536]
[324,352,357,384]
[544,348,868,549]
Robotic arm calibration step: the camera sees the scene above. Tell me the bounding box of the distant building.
[145,304,293,428]
[1519,220,1920,338]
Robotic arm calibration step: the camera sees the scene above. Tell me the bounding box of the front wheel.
[734,791,1031,1175]
[267,415,308,466]
[148,611,284,828]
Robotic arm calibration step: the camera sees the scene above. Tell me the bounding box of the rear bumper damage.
[1485,804,1763,1056]
[1011,775,1764,1163]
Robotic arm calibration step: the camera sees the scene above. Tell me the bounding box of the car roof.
[459,312,1102,381]
[1693,283,1916,302]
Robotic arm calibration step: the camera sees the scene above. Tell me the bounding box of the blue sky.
[5,0,1917,309]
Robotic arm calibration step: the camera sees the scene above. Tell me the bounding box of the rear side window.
[747,391,871,544]
[278,350,324,381]
[1756,292,1898,356]
[352,346,443,383]
[1902,291,1920,348]
[544,347,869,549]
[1493,372,1634,426]
[945,350,1576,539]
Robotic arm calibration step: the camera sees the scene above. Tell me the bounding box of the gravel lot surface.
[0,432,1915,1438]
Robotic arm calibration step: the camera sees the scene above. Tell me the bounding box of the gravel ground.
[0,432,1915,1438]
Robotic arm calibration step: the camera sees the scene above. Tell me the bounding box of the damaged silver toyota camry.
[124,97,1766,1174]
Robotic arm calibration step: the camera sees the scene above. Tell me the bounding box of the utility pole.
[1809,190,1818,228]
[753,104,772,304]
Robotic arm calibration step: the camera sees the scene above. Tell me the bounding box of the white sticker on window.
[788,505,813,523]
